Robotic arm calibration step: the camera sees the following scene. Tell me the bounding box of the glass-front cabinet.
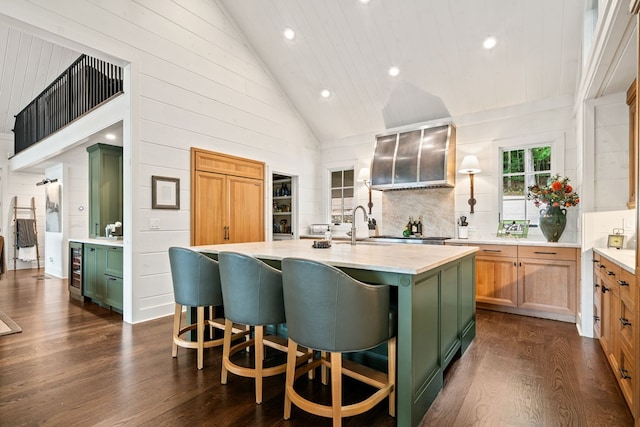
[272,174,295,240]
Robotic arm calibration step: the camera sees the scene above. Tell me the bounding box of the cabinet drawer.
[475,244,517,258]
[600,262,622,287]
[618,269,637,311]
[104,246,123,278]
[518,246,577,261]
[617,344,636,411]
[619,298,635,350]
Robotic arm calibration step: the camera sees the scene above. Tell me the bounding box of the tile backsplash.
[381,187,456,237]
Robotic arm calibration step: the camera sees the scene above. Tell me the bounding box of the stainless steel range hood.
[370,123,456,190]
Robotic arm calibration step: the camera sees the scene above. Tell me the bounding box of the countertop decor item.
[527,174,580,242]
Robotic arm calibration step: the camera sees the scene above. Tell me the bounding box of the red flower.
[551,181,563,191]
[553,202,560,207]
[565,185,573,193]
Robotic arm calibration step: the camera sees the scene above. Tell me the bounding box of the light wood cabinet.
[473,243,578,322]
[191,148,264,245]
[475,244,518,307]
[593,250,638,417]
[627,78,637,209]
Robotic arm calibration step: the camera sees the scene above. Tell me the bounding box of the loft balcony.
[12,54,123,155]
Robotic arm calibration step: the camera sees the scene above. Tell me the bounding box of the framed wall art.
[152,176,180,209]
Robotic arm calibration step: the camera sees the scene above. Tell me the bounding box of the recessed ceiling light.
[105,133,116,140]
[359,0,371,3]
[321,89,331,98]
[283,27,296,40]
[388,66,400,77]
[482,36,497,50]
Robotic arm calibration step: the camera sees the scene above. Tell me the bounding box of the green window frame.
[501,145,552,225]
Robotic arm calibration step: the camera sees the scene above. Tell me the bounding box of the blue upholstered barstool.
[218,252,311,404]
[169,247,237,370]
[281,257,396,427]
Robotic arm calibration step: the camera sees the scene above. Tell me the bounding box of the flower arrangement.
[527,174,580,208]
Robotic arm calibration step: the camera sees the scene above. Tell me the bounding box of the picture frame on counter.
[497,219,529,238]
[152,176,180,209]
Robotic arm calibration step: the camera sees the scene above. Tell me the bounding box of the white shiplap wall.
[0,133,45,270]
[0,0,321,323]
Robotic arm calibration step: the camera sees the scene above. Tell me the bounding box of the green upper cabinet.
[87,143,123,238]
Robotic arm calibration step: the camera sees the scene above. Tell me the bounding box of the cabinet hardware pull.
[513,262,516,267]
[599,265,606,269]
[602,285,609,293]
[592,259,598,263]
[620,317,632,327]
[534,251,557,255]
[617,280,629,287]
[594,283,600,289]
[594,315,600,322]
[519,262,522,267]
[482,249,502,253]
[619,368,631,380]
[606,271,615,276]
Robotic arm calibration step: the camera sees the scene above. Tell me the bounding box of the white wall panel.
[0,0,320,323]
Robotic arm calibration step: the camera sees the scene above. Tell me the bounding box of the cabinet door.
[193,171,227,245]
[517,258,576,317]
[475,256,518,307]
[87,144,123,238]
[83,245,98,298]
[601,282,620,368]
[227,175,264,243]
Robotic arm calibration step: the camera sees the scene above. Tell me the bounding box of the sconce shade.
[357,167,371,182]
[459,155,481,174]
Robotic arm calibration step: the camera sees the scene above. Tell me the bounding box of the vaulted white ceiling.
[0,1,634,148]
[219,0,586,142]
[0,22,80,138]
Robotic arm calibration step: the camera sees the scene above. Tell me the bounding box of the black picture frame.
[152,176,180,209]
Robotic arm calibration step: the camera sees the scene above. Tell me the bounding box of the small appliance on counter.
[105,221,123,239]
[309,224,331,235]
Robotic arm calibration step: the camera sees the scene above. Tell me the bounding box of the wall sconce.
[458,155,481,214]
[357,167,373,214]
[35,178,58,186]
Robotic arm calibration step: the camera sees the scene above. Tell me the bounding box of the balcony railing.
[12,54,123,154]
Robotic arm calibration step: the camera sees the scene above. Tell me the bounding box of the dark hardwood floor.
[0,269,634,426]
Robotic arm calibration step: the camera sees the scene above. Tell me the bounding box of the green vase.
[539,206,567,242]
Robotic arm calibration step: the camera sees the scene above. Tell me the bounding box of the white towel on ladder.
[18,246,37,262]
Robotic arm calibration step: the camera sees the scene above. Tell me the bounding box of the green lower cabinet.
[104,275,123,311]
[82,243,123,312]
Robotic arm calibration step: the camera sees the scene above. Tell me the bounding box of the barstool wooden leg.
[255,325,264,404]
[331,352,342,427]
[388,337,397,417]
[221,319,233,384]
[321,351,329,385]
[172,304,181,358]
[284,338,299,419]
[196,306,205,370]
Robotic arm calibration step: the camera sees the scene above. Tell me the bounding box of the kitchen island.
[192,239,477,427]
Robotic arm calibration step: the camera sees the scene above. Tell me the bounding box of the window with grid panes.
[330,169,354,224]
[501,145,551,225]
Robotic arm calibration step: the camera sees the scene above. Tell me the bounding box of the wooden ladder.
[12,196,41,270]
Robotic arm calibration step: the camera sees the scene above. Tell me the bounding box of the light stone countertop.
[69,238,124,247]
[447,238,580,248]
[593,247,636,273]
[191,239,478,275]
